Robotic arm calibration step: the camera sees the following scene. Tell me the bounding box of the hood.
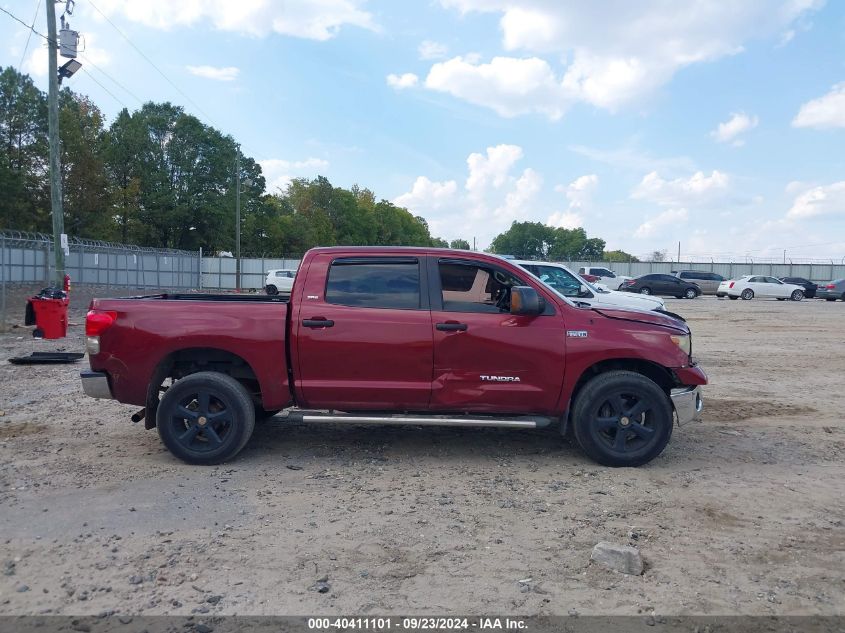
[593,307,689,333]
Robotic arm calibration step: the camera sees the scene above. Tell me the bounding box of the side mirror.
[510,286,545,316]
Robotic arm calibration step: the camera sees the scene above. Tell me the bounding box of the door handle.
[436,322,467,332]
[303,318,334,328]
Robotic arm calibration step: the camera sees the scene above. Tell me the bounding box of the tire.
[156,371,256,465]
[729,296,738,300]
[684,288,698,300]
[741,289,754,300]
[639,287,652,295]
[32,328,44,338]
[790,289,804,301]
[826,298,836,302]
[776,298,785,301]
[571,370,673,467]
[841,293,845,302]
[265,284,278,295]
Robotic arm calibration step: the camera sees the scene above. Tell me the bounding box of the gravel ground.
[0,287,843,616]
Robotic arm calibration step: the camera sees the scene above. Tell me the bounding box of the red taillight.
[624,280,635,285]
[826,284,836,289]
[729,281,735,288]
[86,310,117,336]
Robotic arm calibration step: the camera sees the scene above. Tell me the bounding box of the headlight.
[670,334,691,356]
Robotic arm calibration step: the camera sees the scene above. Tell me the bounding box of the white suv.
[264,269,297,295]
[578,266,633,290]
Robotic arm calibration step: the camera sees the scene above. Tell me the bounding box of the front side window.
[326,259,420,309]
[439,261,525,313]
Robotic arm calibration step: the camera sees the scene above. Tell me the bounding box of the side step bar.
[298,413,554,429]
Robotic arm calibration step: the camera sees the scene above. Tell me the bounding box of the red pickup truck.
[81,247,706,467]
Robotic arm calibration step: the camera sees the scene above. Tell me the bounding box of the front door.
[428,257,567,415]
[294,254,433,410]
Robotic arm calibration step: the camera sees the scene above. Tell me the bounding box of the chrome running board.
[298,413,553,429]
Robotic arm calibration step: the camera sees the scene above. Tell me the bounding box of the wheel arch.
[561,358,677,435]
[144,347,263,430]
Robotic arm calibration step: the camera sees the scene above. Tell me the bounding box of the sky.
[1,0,844,261]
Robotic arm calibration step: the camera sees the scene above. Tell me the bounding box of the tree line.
[1,66,634,262]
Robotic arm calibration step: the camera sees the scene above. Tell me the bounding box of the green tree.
[0,66,48,231]
[59,89,111,239]
[449,238,470,250]
[489,222,607,261]
[603,249,639,263]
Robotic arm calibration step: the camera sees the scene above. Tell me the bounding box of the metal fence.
[1,229,201,304]
[203,257,302,290]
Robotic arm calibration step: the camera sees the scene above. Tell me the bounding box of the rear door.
[428,257,566,415]
[294,254,433,410]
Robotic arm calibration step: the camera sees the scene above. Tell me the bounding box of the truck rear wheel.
[156,371,256,465]
[571,371,673,467]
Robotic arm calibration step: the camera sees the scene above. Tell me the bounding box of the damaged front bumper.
[670,385,703,426]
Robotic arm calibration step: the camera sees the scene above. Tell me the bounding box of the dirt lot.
[0,286,843,616]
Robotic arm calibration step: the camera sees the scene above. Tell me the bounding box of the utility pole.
[677,241,681,264]
[46,0,65,285]
[235,152,241,292]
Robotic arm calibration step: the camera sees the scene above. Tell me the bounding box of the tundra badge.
[480,375,521,382]
[567,330,588,338]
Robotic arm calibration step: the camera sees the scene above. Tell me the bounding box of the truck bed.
[87,295,292,411]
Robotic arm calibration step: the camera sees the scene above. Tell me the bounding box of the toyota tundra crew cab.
[81,247,706,467]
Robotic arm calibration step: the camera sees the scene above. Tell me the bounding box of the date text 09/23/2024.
[307,617,527,630]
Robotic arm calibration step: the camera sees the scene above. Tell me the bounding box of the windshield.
[531,264,605,297]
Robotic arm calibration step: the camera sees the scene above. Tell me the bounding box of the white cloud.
[92,0,376,40]
[393,144,544,245]
[386,73,419,89]
[418,40,448,60]
[634,208,689,238]
[547,174,598,229]
[425,56,567,119]
[787,181,845,219]
[186,65,240,81]
[394,176,458,211]
[259,158,330,193]
[711,112,759,146]
[631,170,730,208]
[465,144,524,193]
[792,83,845,129]
[424,1,822,118]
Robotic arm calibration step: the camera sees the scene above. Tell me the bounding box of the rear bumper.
[671,385,703,426]
[80,370,113,399]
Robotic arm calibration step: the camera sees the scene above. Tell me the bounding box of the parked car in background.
[717,275,804,301]
[816,279,845,301]
[672,270,726,295]
[578,266,632,290]
[514,261,667,312]
[621,274,701,299]
[581,273,601,283]
[264,269,297,295]
[779,277,818,299]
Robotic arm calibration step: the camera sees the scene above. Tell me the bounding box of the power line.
[78,66,128,108]
[78,53,144,105]
[85,0,214,122]
[0,5,48,41]
[18,0,42,69]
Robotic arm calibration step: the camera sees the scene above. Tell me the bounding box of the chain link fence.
[1,230,201,327]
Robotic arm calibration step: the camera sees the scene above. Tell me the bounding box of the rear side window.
[326,259,421,309]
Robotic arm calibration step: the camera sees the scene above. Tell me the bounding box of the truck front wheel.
[571,371,673,467]
[156,371,256,465]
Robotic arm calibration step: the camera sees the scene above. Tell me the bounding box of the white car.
[515,260,667,312]
[264,269,297,295]
[717,275,805,301]
[578,266,633,290]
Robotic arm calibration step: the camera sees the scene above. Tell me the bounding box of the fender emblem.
[567,330,588,338]
[480,375,521,382]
